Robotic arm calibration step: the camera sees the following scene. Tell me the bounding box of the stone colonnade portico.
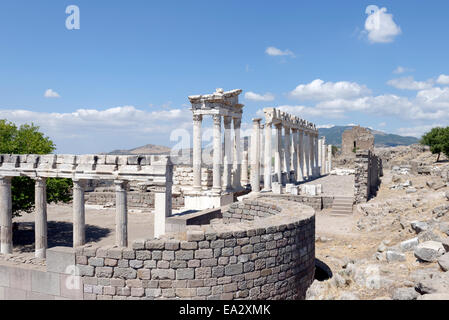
[250,108,327,192]
[185,89,244,210]
[0,154,172,258]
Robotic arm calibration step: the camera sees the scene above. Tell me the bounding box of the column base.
[184,191,234,211]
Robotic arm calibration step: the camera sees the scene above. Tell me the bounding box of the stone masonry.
[76,198,315,300]
[354,150,383,204]
[342,126,374,156]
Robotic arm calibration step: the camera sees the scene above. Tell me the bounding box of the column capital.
[223,116,232,126]
[252,118,262,124]
[193,114,203,122]
[0,176,12,185]
[233,117,242,126]
[275,123,283,129]
[213,114,221,125]
[114,180,129,189]
[73,179,87,189]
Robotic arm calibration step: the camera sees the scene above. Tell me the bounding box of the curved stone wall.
[76,198,315,300]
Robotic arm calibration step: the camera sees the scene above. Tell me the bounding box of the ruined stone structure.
[74,197,315,300]
[185,89,244,210]
[0,154,173,257]
[249,108,332,195]
[354,150,383,203]
[0,88,322,301]
[342,126,374,156]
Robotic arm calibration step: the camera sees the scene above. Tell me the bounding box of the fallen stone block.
[392,287,419,300]
[386,251,406,263]
[411,221,429,234]
[414,241,446,262]
[400,237,419,252]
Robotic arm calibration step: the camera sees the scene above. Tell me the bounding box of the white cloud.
[364,6,401,43]
[265,46,295,57]
[396,124,443,138]
[44,89,60,98]
[245,91,275,102]
[378,122,387,127]
[387,76,433,90]
[317,124,335,129]
[393,66,413,74]
[437,74,449,85]
[289,79,371,101]
[0,106,192,153]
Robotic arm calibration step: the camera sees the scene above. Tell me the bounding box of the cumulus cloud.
[244,91,275,102]
[387,76,434,90]
[0,106,192,153]
[289,79,371,101]
[437,74,449,85]
[364,6,401,43]
[265,47,295,57]
[44,89,60,98]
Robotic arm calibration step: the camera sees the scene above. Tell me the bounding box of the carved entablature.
[0,154,173,184]
[189,88,244,118]
[262,107,318,134]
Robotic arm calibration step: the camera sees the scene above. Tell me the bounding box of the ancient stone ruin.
[0,88,338,300]
[341,126,374,156]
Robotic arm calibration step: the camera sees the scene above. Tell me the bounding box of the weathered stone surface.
[400,237,419,252]
[438,253,449,272]
[392,287,419,300]
[414,241,446,262]
[411,221,428,234]
[386,251,406,263]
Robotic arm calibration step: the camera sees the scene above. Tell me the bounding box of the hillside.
[318,126,419,147]
[107,144,171,155]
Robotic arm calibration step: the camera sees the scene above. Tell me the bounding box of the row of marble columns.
[250,120,320,192]
[0,176,171,258]
[193,114,242,193]
[318,137,333,175]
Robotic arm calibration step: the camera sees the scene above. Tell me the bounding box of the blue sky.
[1,1,449,153]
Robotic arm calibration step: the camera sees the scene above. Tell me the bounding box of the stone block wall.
[354,150,383,203]
[0,247,83,300]
[85,191,184,209]
[75,198,315,300]
[173,166,213,190]
[257,194,334,211]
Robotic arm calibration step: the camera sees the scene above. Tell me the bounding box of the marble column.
[318,138,322,175]
[154,181,172,239]
[223,116,233,192]
[263,122,273,191]
[310,133,315,177]
[115,180,128,247]
[0,177,13,254]
[73,179,86,247]
[303,132,310,179]
[284,127,292,183]
[259,123,265,184]
[212,115,222,193]
[192,114,203,191]
[35,177,47,258]
[232,117,242,190]
[274,123,283,184]
[250,118,261,192]
[291,129,298,183]
[241,150,249,187]
[328,144,333,173]
[321,137,326,175]
[315,134,320,176]
[297,130,304,182]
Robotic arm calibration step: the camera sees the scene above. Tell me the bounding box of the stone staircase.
[330,196,354,216]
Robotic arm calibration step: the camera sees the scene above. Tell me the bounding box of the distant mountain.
[107,144,171,155]
[318,126,419,147]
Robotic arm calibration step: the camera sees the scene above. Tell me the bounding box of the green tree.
[421,127,449,162]
[0,120,73,216]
